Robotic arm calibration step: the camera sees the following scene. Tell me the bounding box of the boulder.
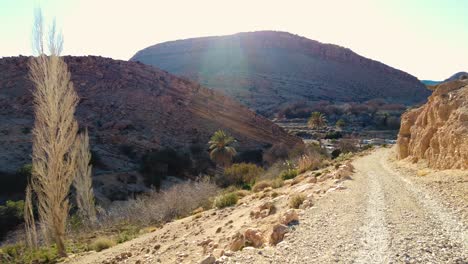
[199,254,216,264]
[250,201,276,219]
[279,209,299,225]
[269,224,288,245]
[229,232,245,251]
[244,228,264,248]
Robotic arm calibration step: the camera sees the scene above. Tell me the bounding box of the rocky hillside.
[397,79,468,169]
[131,31,430,116]
[0,56,301,175]
[422,71,467,86]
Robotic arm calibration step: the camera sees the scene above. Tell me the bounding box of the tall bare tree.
[29,8,79,257]
[73,129,97,224]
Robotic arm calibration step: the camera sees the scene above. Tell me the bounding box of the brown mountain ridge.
[0,56,301,176]
[131,31,430,116]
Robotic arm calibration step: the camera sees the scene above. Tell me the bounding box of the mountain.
[131,31,430,116]
[444,71,468,82]
[421,71,468,86]
[0,56,301,176]
[397,79,468,169]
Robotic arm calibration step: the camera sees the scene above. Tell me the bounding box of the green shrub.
[289,194,306,209]
[233,149,263,164]
[0,200,25,241]
[324,131,342,139]
[280,169,298,180]
[140,148,192,188]
[361,144,374,151]
[0,244,58,264]
[90,237,115,252]
[335,152,353,162]
[219,163,264,187]
[214,192,238,209]
[117,225,140,243]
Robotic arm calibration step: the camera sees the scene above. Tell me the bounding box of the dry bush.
[73,129,97,224]
[263,143,290,165]
[289,194,306,209]
[297,153,322,173]
[219,163,264,187]
[29,9,80,257]
[252,180,272,192]
[90,237,115,252]
[99,179,219,228]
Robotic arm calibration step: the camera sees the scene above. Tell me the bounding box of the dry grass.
[99,179,219,228]
[417,169,431,177]
[297,153,322,173]
[73,129,97,224]
[252,180,272,192]
[90,237,115,252]
[289,194,306,209]
[29,9,80,257]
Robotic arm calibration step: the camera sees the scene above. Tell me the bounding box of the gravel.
[229,148,467,263]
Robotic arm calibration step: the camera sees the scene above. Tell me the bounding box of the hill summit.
[132,31,430,116]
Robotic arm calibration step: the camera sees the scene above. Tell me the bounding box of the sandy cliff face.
[397,80,468,169]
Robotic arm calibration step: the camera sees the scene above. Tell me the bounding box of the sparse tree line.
[277,100,404,130]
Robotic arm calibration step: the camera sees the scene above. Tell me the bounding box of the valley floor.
[63,148,467,264]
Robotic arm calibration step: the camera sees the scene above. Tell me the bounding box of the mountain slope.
[444,71,468,82]
[131,31,430,115]
[0,56,301,174]
[422,71,468,86]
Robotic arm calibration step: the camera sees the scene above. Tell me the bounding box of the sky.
[0,0,467,80]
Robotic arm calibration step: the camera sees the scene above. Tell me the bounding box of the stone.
[212,248,225,258]
[229,232,245,251]
[308,176,317,183]
[279,209,299,225]
[269,224,288,245]
[244,228,264,248]
[250,201,276,219]
[199,254,216,264]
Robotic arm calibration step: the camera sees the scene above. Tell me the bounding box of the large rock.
[397,80,468,169]
[244,228,264,248]
[279,209,299,225]
[269,224,288,245]
[250,201,276,219]
[229,232,245,251]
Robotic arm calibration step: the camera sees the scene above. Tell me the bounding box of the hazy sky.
[1,0,467,80]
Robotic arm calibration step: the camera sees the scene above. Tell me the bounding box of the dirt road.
[230,148,467,263]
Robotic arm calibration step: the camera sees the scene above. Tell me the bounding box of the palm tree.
[308,112,327,129]
[208,130,237,168]
[335,119,346,130]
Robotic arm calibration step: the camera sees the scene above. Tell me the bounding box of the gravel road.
[229,148,467,263]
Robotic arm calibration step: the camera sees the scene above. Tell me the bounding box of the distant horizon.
[1,0,467,80]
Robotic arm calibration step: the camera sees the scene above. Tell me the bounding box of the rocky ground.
[63,147,467,264]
